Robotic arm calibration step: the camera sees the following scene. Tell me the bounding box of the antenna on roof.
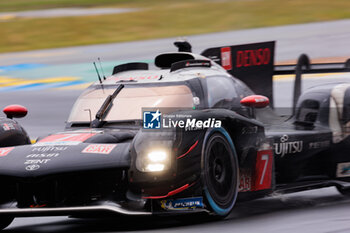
[93,62,102,84]
[174,38,192,52]
[98,57,106,80]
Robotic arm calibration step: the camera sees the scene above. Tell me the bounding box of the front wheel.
[0,217,14,231]
[201,128,239,218]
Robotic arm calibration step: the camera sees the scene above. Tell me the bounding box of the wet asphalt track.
[2,20,350,233]
[5,187,350,233]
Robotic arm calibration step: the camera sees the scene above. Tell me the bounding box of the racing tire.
[201,128,239,218]
[0,216,14,231]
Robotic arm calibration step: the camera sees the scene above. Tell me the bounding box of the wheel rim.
[208,139,232,198]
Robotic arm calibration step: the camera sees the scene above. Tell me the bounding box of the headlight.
[136,148,172,172]
[133,133,174,173]
[146,163,165,172]
[148,150,167,162]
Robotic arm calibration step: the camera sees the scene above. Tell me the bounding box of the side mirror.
[3,105,28,119]
[240,95,270,108]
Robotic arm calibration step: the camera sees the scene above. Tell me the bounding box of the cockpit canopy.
[68,84,194,123]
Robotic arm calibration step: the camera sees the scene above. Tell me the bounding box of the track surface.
[1,20,350,233]
[6,187,350,233]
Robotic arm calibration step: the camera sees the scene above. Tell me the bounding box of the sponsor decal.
[0,147,14,157]
[309,140,330,149]
[236,48,271,68]
[255,97,267,103]
[220,47,232,70]
[2,123,15,131]
[24,149,62,171]
[26,153,59,158]
[25,164,40,171]
[32,146,67,152]
[241,126,258,135]
[143,109,222,131]
[185,61,210,67]
[239,170,252,192]
[160,197,204,210]
[336,162,350,178]
[35,133,96,146]
[274,135,303,157]
[2,124,10,131]
[82,144,116,154]
[110,75,159,82]
[24,159,51,164]
[239,150,274,193]
[193,97,200,105]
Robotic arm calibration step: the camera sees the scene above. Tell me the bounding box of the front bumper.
[0,201,208,217]
[0,202,151,217]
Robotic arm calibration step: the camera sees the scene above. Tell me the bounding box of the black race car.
[0,41,350,230]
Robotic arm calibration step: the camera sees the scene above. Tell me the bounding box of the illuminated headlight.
[148,151,167,162]
[146,163,165,172]
[136,149,171,172]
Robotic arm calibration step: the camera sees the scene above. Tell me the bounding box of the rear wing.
[201,41,350,111]
[201,41,275,105]
[274,55,350,113]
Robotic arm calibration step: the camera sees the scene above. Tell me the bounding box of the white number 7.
[259,154,269,185]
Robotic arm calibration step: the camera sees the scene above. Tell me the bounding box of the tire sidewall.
[201,127,239,216]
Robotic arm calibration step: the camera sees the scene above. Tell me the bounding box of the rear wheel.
[202,128,239,218]
[0,217,14,231]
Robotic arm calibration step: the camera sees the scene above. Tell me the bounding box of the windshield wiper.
[92,84,124,128]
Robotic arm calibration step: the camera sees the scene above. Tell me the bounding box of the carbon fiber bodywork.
[0,117,30,147]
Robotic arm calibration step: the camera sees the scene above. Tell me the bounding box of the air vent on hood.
[112,62,148,75]
[155,53,196,69]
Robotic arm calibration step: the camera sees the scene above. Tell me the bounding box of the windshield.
[68,84,194,123]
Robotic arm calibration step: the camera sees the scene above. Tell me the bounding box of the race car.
[0,40,350,230]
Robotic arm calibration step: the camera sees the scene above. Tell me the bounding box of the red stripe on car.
[177,140,199,159]
[142,183,194,199]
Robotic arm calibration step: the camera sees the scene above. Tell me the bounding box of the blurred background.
[1,0,350,53]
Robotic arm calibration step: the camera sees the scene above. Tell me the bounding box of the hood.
[0,129,136,178]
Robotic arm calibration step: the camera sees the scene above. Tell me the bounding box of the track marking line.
[274,72,350,81]
[0,76,79,87]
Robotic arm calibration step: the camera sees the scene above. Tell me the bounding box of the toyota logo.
[280,135,289,143]
[25,164,40,171]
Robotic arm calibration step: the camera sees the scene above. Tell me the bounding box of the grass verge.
[1,0,350,53]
